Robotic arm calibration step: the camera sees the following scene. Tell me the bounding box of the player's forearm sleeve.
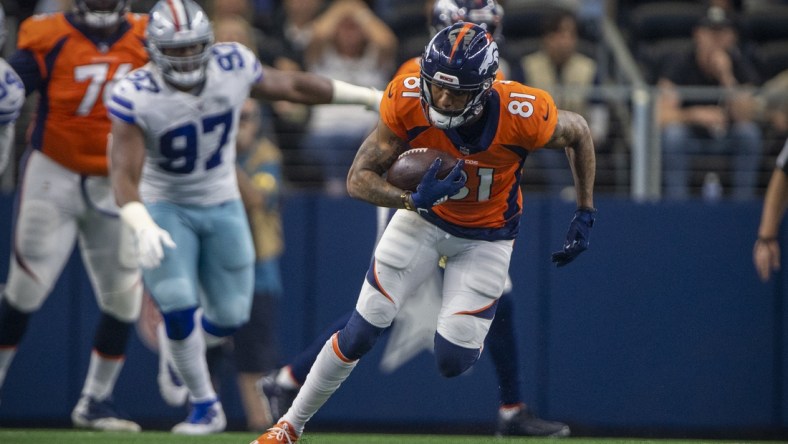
[331,79,382,111]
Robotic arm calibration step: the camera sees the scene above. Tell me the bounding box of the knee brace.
[434,332,481,378]
[336,310,384,361]
[161,307,197,340]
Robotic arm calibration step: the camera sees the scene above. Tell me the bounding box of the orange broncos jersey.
[380,74,557,240]
[394,56,505,81]
[18,13,148,175]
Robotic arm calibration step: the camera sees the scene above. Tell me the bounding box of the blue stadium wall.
[0,192,785,438]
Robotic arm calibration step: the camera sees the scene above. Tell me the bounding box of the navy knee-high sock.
[0,298,30,347]
[485,293,522,406]
[93,313,132,357]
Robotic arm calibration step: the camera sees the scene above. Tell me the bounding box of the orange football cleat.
[251,420,299,444]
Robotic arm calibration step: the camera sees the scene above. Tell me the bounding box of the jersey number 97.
[159,109,233,174]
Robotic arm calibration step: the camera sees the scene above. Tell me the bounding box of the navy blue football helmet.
[420,22,499,129]
[430,0,504,42]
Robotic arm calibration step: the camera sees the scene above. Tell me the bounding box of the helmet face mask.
[428,88,473,118]
[74,0,130,29]
[146,0,214,89]
[158,42,211,79]
[420,22,499,129]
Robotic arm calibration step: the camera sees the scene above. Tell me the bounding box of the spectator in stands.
[212,14,282,140]
[207,0,276,29]
[256,0,327,188]
[232,97,286,431]
[210,0,253,20]
[261,0,326,62]
[758,68,788,151]
[518,9,608,195]
[301,0,396,195]
[210,22,285,431]
[212,13,260,58]
[657,6,762,200]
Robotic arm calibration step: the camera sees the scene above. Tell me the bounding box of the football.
[386,148,459,192]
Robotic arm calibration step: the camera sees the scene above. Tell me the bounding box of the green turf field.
[0,430,781,444]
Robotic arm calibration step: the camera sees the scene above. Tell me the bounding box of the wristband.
[757,236,777,243]
[401,191,415,211]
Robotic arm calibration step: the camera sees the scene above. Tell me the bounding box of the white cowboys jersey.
[107,42,263,205]
[0,59,24,173]
[0,59,24,125]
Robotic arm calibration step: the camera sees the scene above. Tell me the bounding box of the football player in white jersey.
[0,4,24,174]
[108,0,381,435]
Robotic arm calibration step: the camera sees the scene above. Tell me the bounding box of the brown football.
[386,148,459,192]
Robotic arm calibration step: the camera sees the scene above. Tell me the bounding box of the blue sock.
[485,293,522,405]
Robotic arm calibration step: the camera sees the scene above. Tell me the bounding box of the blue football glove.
[411,158,466,211]
[551,207,596,267]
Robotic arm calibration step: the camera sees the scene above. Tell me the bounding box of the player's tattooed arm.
[543,109,596,209]
[347,120,411,209]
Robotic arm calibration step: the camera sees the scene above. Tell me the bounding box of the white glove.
[119,202,176,269]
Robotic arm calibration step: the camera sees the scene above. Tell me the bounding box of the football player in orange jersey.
[388,1,569,436]
[0,0,147,431]
[259,0,569,438]
[254,21,596,444]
